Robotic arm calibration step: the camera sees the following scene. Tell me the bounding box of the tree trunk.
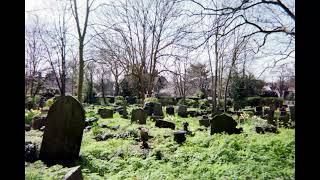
[101,78,106,105]
[213,31,219,113]
[77,40,84,102]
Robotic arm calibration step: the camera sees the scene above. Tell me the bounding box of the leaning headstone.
[32,116,46,130]
[199,115,210,127]
[153,103,164,116]
[166,106,175,115]
[289,106,295,122]
[210,113,242,135]
[155,119,175,130]
[178,105,188,117]
[131,108,147,124]
[63,166,83,180]
[39,96,85,166]
[173,130,187,144]
[98,108,113,118]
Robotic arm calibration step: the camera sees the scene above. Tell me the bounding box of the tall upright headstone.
[39,96,85,165]
[131,108,147,124]
[178,105,188,117]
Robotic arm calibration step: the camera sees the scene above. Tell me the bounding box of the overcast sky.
[25,0,295,83]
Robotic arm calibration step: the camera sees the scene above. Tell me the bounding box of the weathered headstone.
[166,106,174,115]
[85,117,99,127]
[199,115,210,127]
[188,110,197,117]
[98,108,113,118]
[210,113,242,135]
[63,166,83,180]
[289,106,295,122]
[178,105,188,117]
[25,124,31,131]
[32,116,46,130]
[39,96,85,165]
[143,102,155,116]
[153,103,164,116]
[173,130,187,144]
[155,119,175,130]
[131,108,147,124]
[255,106,263,116]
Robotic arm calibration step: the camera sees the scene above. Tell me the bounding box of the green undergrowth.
[25,106,295,180]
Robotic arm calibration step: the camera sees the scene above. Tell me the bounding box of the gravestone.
[166,106,175,115]
[85,117,99,127]
[289,106,295,122]
[131,108,147,124]
[199,115,210,127]
[63,166,83,180]
[25,124,31,131]
[39,96,85,166]
[178,105,188,117]
[143,102,155,116]
[25,141,38,162]
[153,103,164,116]
[173,130,187,144]
[155,119,175,130]
[255,106,263,116]
[210,113,242,135]
[98,108,113,118]
[188,110,197,117]
[32,116,46,130]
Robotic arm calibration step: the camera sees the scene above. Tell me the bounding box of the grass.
[25,105,295,180]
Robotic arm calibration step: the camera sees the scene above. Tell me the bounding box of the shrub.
[246,97,262,107]
[115,96,125,101]
[178,98,198,107]
[25,109,41,124]
[144,97,160,103]
[158,97,176,106]
[45,98,54,107]
[262,97,284,107]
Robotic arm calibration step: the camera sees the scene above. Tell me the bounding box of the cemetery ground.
[25,104,295,179]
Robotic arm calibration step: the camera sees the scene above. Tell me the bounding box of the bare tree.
[70,0,95,102]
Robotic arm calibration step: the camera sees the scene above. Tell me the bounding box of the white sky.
[25,0,295,83]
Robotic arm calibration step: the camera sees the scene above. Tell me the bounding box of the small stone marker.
[210,113,242,135]
[166,106,174,115]
[143,102,155,116]
[289,106,295,122]
[199,115,210,127]
[25,141,38,162]
[85,117,99,127]
[173,130,187,144]
[153,102,164,116]
[63,166,83,180]
[155,119,175,130]
[39,96,85,165]
[98,108,113,118]
[178,105,188,117]
[188,110,197,117]
[32,116,46,130]
[255,106,263,116]
[131,108,147,124]
[25,124,31,131]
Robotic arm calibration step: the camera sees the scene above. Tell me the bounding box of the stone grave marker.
[98,108,113,118]
[39,96,85,165]
[166,105,175,115]
[143,102,155,116]
[173,130,187,144]
[210,113,242,135]
[178,105,188,117]
[63,166,83,180]
[289,106,295,122]
[153,102,164,116]
[32,116,46,130]
[131,108,147,124]
[155,119,175,130]
[199,115,210,127]
[255,106,263,116]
